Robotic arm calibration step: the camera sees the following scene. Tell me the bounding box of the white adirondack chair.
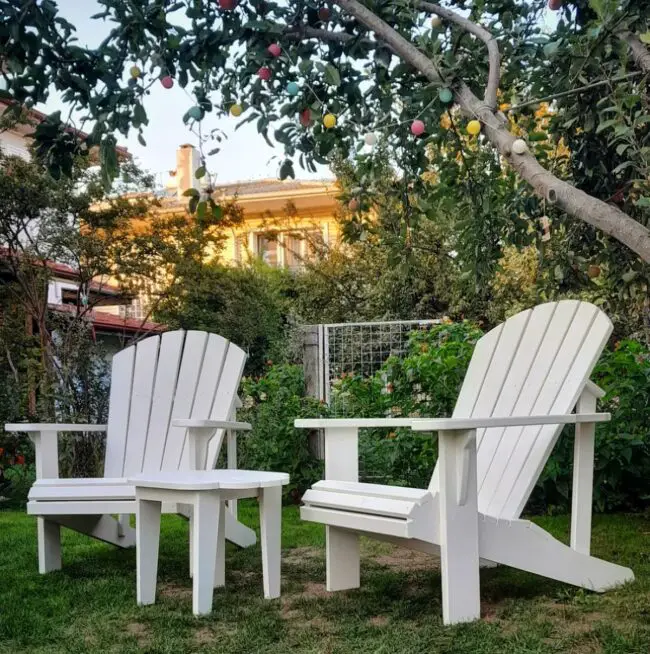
[6,330,257,574]
[296,301,635,625]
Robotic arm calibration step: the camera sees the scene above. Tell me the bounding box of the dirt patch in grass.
[195,627,215,645]
[283,547,323,565]
[369,615,389,627]
[374,547,435,571]
[159,582,192,600]
[126,622,151,647]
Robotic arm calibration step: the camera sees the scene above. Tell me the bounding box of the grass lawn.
[1,505,649,653]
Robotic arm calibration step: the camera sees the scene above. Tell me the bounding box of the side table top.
[129,469,290,491]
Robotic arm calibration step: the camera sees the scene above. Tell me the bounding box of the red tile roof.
[50,304,165,335]
[0,99,130,158]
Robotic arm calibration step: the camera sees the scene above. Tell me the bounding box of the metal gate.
[318,319,441,408]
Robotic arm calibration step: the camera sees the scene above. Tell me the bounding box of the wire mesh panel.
[324,319,440,414]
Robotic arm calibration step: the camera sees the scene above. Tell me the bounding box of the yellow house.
[163,144,341,270]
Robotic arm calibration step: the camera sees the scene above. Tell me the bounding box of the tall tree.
[2,1,650,261]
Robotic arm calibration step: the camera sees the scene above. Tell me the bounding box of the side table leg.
[137,499,162,606]
[214,500,226,588]
[192,492,219,615]
[259,486,282,599]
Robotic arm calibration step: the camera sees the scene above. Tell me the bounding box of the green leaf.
[595,119,617,134]
[543,40,561,58]
[183,188,200,197]
[639,31,650,44]
[197,200,207,221]
[195,166,206,179]
[279,158,295,180]
[324,64,341,87]
[137,133,147,146]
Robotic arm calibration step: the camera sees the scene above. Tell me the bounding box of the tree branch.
[334,0,444,85]
[416,1,500,110]
[334,0,650,263]
[508,71,643,112]
[619,31,650,74]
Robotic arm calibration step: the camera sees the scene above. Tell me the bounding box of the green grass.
[1,506,649,653]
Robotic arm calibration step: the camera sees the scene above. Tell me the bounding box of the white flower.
[259,392,267,401]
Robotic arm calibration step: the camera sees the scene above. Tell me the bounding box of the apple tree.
[2,0,650,264]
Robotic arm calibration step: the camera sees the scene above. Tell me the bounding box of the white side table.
[129,470,289,615]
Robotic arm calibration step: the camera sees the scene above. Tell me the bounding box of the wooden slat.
[500,308,612,517]
[314,480,432,504]
[475,302,564,496]
[428,323,504,492]
[29,484,136,502]
[161,331,209,470]
[141,331,186,472]
[178,334,229,469]
[104,344,136,477]
[301,506,412,539]
[303,489,417,518]
[477,302,580,513]
[123,335,162,477]
[206,343,247,468]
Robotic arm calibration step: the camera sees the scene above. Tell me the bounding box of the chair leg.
[214,501,226,589]
[188,510,194,578]
[192,492,219,615]
[438,429,481,625]
[37,517,61,574]
[259,486,282,599]
[326,526,360,592]
[136,499,162,606]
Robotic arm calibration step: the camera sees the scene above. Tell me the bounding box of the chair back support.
[428,300,611,519]
[103,330,246,477]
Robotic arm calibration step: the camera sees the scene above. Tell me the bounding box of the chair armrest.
[5,423,107,432]
[5,424,106,480]
[295,418,416,430]
[411,413,610,432]
[172,419,252,431]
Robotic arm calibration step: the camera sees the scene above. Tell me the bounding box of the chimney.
[176,144,200,199]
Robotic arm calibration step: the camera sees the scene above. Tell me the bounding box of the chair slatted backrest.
[103,330,247,478]
[428,300,611,520]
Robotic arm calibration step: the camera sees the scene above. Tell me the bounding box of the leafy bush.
[0,463,35,509]
[532,339,650,513]
[238,364,325,502]
[331,323,481,487]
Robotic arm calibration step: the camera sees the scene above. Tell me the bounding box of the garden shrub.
[531,339,650,513]
[331,322,481,488]
[238,364,325,502]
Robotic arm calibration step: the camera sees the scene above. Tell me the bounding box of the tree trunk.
[619,31,650,74]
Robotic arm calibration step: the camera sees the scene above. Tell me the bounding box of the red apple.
[587,265,601,279]
[299,108,313,127]
[348,198,359,211]
[318,7,331,22]
[258,66,272,81]
[548,0,562,10]
[219,0,238,9]
[160,75,174,89]
[267,43,281,57]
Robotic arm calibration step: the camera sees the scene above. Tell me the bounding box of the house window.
[256,234,278,267]
[284,234,303,270]
[119,297,146,321]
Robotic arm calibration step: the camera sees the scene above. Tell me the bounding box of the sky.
[45,0,330,187]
